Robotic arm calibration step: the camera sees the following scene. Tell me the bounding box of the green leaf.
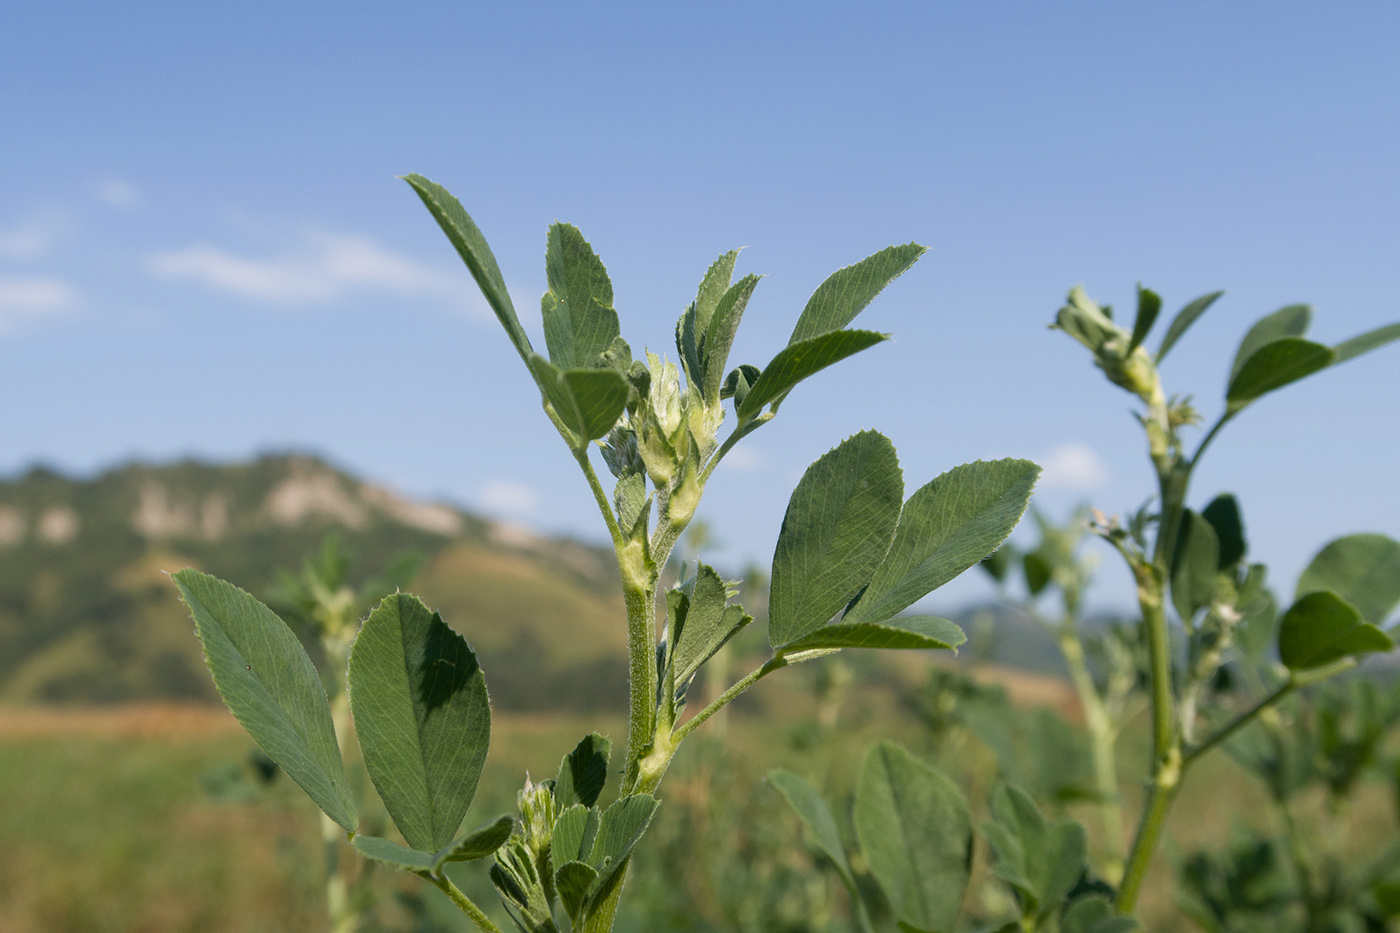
[769,431,903,648]
[1063,895,1141,933]
[555,860,598,922]
[1229,304,1312,383]
[673,564,752,686]
[788,243,925,345]
[527,355,631,443]
[1156,291,1223,364]
[844,459,1040,625]
[542,223,619,370]
[1201,494,1246,569]
[552,803,599,865]
[855,742,971,933]
[1170,510,1220,623]
[1333,321,1400,364]
[1022,551,1052,596]
[1296,533,1400,625]
[435,814,515,866]
[348,594,490,852]
[403,175,533,367]
[1226,337,1335,411]
[721,363,762,402]
[1277,591,1394,671]
[352,835,436,872]
[555,734,611,810]
[587,794,659,890]
[1127,285,1161,353]
[173,569,357,831]
[694,249,740,335]
[737,330,890,420]
[768,769,856,890]
[981,784,1087,914]
[701,274,760,401]
[777,616,966,653]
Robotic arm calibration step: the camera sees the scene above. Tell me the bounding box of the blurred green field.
[2,660,1396,933]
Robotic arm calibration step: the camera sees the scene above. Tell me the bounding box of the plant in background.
[1045,284,1400,912]
[173,174,1041,933]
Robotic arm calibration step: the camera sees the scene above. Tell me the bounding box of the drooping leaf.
[721,363,762,402]
[1155,291,1223,364]
[737,330,890,419]
[527,354,631,443]
[352,835,437,872]
[1201,494,1246,570]
[1333,321,1400,364]
[348,594,490,852]
[1226,337,1335,411]
[1127,285,1161,353]
[855,742,972,933]
[1277,591,1394,672]
[403,175,533,367]
[435,814,515,866]
[777,616,966,654]
[788,243,925,345]
[980,784,1087,915]
[768,769,856,890]
[672,564,751,686]
[1295,533,1400,625]
[1229,304,1312,383]
[701,274,760,401]
[555,734,611,810]
[1170,510,1220,624]
[844,459,1040,625]
[769,431,903,647]
[173,569,357,831]
[542,223,619,370]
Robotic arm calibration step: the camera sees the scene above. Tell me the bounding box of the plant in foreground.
[173,174,1040,932]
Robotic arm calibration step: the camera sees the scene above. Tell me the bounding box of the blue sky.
[2,2,1397,611]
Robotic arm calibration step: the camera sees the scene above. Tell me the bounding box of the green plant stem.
[1116,756,1181,914]
[700,413,771,483]
[574,448,624,549]
[673,657,787,745]
[619,576,658,795]
[1183,659,1355,767]
[1057,629,1125,884]
[423,872,506,933]
[1189,411,1236,472]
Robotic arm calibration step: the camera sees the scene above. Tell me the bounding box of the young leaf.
[1170,510,1220,624]
[173,569,357,831]
[776,616,966,654]
[1295,533,1400,625]
[701,274,761,401]
[555,860,598,922]
[1201,494,1246,570]
[1333,321,1400,364]
[672,564,752,686]
[844,459,1040,625]
[1225,337,1335,411]
[1229,304,1312,383]
[737,329,890,420]
[1277,591,1394,671]
[352,835,437,872]
[543,222,619,370]
[555,734,611,810]
[403,175,534,367]
[769,431,903,648]
[348,594,490,852]
[694,249,740,335]
[855,742,972,933]
[435,814,515,866]
[552,804,600,866]
[788,243,925,345]
[1156,291,1223,364]
[768,769,857,891]
[588,795,659,880]
[527,354,631,443]
[1127,285,1161,353]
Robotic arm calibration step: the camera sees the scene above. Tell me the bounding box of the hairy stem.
[574,448,624,549]
[424,873,506,933]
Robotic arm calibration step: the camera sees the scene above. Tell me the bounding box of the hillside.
[0,454,629,708]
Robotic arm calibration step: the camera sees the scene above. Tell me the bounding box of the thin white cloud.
[98,180,140,208]
[146,229,463,306]
[479,480,539,516]
[0,212,73,261]
[0,277,77,335]
[1038,442,1108,491]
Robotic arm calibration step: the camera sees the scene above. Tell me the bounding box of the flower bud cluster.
[1053,286,1162,406]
